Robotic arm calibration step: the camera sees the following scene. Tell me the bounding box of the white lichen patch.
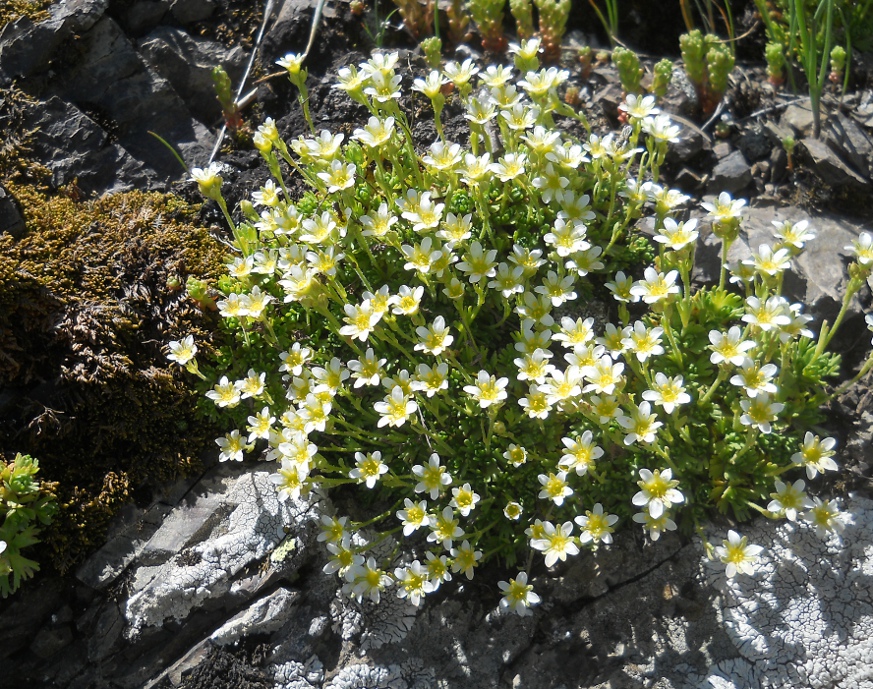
[699,495,873,689]
[123,470,315,632]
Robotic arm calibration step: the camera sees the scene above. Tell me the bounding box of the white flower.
[535,271,578,307]
[558,431,603,476]
[479,64,515,88]
[206,375,241,408]
[701,191,746,222]
[339,301,377,341]
[270,459,309,501]
[622,320,664,362]
[745,243,792,278]
[360,203,397,237]
[457,241,498,283]
[427,505,464,549]
[632,511,677,541]
[544,217,589,257]
[604,271,638,303]
[412,453,452,499]
[391,285,424,315]
[629,267,680,304]
[530,521,579,567]
[641,372,690,413]
[413,70,449,98]
[397,498,429,536]
[617,401,662,445]
[537,471,573,506]
[246,407,275,442]
[443,58,479,87]
[498,572,541,616]
[581,356,624,395]
[344,557,393,604]
[350,451,389,488]
[394,560,435,607]
[279,343,312,376]
[575,504,619,545]
[739,392,784,434]
[553,316,595,348]
[708,326,756,365]
[450,540,482,580]
[450,483,481,517]
[489,152,528,181]
[190,162,224,199]
[348,348,386,388]
[791,432,838,479]
[374,386,417,427]
[503,444,528,466]
[715,530,763,578]
[768,479,813,521]
[353,116,395,148]
[620,93,660,121]
[653,217,699,251]
[415,316,454,355]
[411,362,449,397]
[729,358,778,398]
[642,114,681,142]
[463,370,509,408]
[489,262,526,298]
[276,52,305,74]
[216,430,246,462]
[773,218,815,249]
[803,497,847,538]
[167,335,197,366]
[632,468,684,518]
[845,231,873,265]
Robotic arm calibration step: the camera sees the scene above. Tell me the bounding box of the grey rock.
[827,112,873,177]
[713,141,732,159]
[675,166,705,192]
[75,502,172,590]
[667,119,710,163]
[122,0,170,34]
[124,469,314,632]
[169,0,215,24]
[0,0,109,78]
[24,96,156,193]
[737,126,772,162]
[210,587,300,645]
[263,0,340,57]
[769,145,788,183]
[697,497,873,689]
[693,205,867,330]
[780,101,819,138]
[47,14,213,187]
[591,83,623,120]
[708,149,752,194]
[29,624,74,659]
[763,120,794,146]
[799,137,870,188]
[0,185,26,238]
[138,26,247,126]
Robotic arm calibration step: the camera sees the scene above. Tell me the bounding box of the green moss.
[0,184,227,573]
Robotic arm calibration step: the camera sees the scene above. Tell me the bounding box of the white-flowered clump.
[189,44,865,617]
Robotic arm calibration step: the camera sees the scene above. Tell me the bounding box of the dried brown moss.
[0,184,227,572]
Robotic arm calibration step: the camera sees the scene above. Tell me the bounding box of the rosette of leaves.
[0,453,56,597]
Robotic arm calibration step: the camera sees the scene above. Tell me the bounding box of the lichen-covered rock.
[124,471,314,632]
[697,496,873,689]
